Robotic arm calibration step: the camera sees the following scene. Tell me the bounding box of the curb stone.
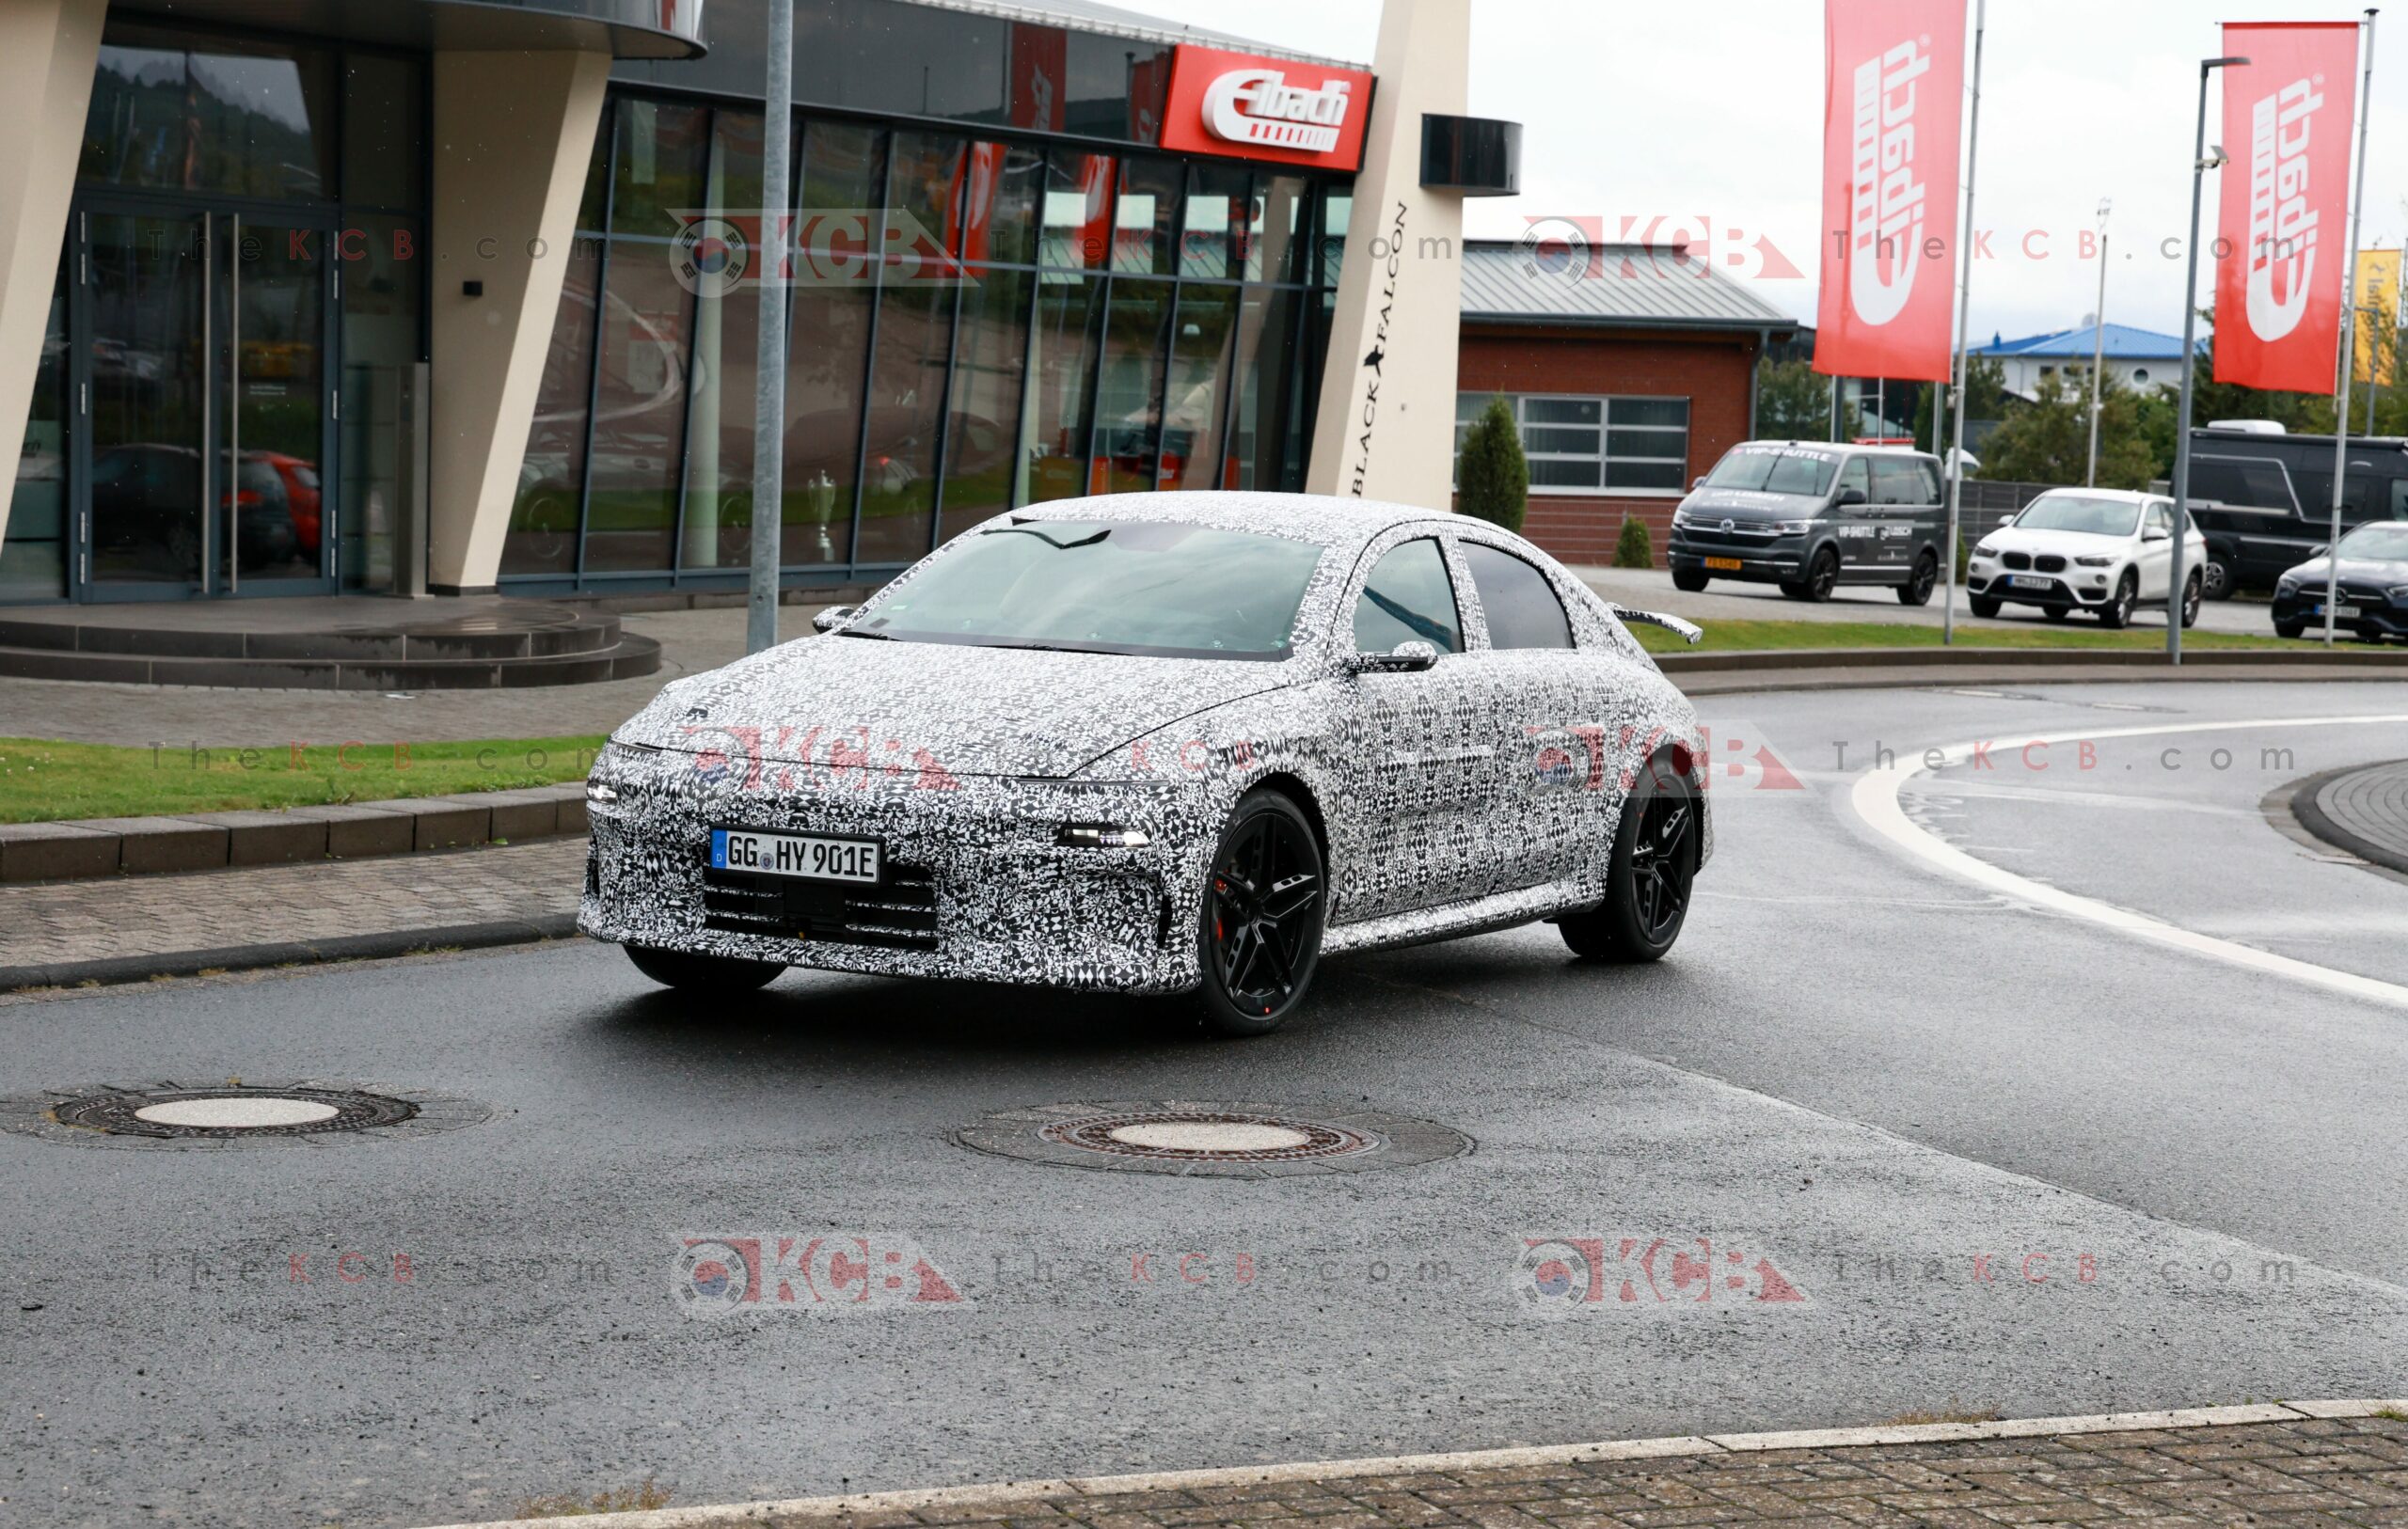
[2290,760,2408,877]
[419,1401,2408,1529]
[0,914,582,994]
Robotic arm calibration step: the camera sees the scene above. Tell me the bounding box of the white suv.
[1967,489,2207,629]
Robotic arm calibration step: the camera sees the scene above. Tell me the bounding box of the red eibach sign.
[1160,45,1374,173]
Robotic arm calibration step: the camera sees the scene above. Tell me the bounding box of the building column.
[0,0,106,547]
[1305,0,1470,509]
[427,47,611,593]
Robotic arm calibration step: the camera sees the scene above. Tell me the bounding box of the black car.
[2184,427,2408,598]
[2270,522,2408,641]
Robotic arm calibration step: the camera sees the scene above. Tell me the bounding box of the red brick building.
[1454,243,1798,567]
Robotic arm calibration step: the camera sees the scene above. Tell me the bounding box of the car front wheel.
[1197,791,1326,1036]
[1671,568,1711,593]
[1560,756,1699,964]
[625,945,786,992]
[2179,572,2203,629]
[2098,572,2138,629]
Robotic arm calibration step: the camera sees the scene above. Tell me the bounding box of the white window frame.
[1453,393,1692,498]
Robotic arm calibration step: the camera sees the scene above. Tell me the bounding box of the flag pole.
[2324,8,2379,651]
[748,0,794,655]
[1942,0,1987,646]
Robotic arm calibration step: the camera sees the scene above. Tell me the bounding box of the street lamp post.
[2168,54,2251,668]
[2086,199,2111,487]
[1941,0,1989,647]
[2323,8,2379,651]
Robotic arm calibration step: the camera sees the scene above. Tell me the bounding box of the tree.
[1911,355,2012,453]
[1613,516,1654,569]
[1754,358,1830,441]
[1457,395,1529,533]
[1975,371,2160,489]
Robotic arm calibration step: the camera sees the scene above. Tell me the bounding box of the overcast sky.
[1127,0,2408,344]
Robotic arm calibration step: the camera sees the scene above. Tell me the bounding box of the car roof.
[2030,487,2163,504]
[998,492,1460,549]
[1733,440,1939,461]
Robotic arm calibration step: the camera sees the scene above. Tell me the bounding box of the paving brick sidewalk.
[0,836,580,971]
[718,1417,2408,1529]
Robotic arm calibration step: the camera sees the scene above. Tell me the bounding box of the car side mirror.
[812,605,856,634]
[1836,487,1868,508]
[2142,527,2170,543]
[1350,640,1440,674]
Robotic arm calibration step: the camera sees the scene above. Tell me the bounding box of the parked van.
[2184,427,2408,597]
[1667,441,1949,604]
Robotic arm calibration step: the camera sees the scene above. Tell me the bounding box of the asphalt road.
[4,681,2408,1529]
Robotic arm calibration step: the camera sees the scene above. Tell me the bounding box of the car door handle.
[1385,746,1497,767]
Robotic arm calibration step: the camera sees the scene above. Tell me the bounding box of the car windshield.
[1704,449,1840,497]
[2337,524,2408,560]
[851,521,1327,660]
[2016,497,2141,536]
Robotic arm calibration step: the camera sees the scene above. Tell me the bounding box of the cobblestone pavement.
[0,837,581,970]
[757,1417,2408,1529]
[2312,760,2408,868]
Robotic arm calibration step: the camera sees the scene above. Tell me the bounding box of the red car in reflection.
[251,451,323,556]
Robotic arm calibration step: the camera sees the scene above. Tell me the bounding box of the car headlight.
[1056,824,1153,848]
[2075,555,2115,568]
[1973,540,2003,559]
[1671,510,1695,529]
[1770,520,1815,536]
[2388,586,2408,605]
[586,780,620,806]
[2277,576,2303,596]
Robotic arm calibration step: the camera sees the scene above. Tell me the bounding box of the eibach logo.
[673,1235,966,1318]
[1202,68,1354,155]
[2244,78,2325,341]
[1515,1237,1809,1314]
[1846,37,1932,325]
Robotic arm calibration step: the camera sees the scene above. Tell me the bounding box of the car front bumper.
[1667,528,1806,584]
[2271,587,2408,638]
[577,745,1215,993]
[1967,564,2124,607]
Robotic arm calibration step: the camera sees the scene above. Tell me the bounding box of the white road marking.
[1849,714,2408,1011]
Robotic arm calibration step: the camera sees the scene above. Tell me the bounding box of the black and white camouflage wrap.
[579,493,1711,993]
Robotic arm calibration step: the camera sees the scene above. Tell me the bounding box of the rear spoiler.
[1610,605,1703,646]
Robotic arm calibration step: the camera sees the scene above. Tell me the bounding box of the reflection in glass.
[612,99,712,241]
[1041,150,1117,271]
[1113,159,1181,276]
[340,215,422,591]
[1164,285,1237,493]
[82,26,335,200]
[959,143,1042,267]
[229,219,327,582]
[938,266,1032,543]
[781,120,886,568]
[1253,175,1311,285]
[3,270,69,599]
[886,132,967,264]
[1022,275,1105,504]
[584,239,697,573]
[856,274,955,563]
[1180,164,1250,281]
[87,213,206,585]
[1226,288,1307,492]
[1094,277,1172,495]
[501,236,604,575]
[341,51,425,210]
[681,110,773,572]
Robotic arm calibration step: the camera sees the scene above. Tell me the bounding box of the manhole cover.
[1,1081,487,1150]
[959,1102,1469,1178]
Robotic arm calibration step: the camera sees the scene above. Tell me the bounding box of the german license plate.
[710,828,880,885]
[2314,604,2365,620]
[1704,557,1744,572]
[2009,575,2053,591]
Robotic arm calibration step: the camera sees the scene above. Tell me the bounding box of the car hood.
[1679,487,1828,521]
[2281,554,2408,586]
[616,636,1296,780]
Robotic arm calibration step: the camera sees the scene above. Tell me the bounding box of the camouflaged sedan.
[580,494,1710,1035]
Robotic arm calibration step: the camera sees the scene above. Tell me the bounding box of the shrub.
[1456,396,1529,534]
[1613,515,1654,569]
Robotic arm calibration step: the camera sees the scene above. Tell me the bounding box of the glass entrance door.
[79,204,333,598]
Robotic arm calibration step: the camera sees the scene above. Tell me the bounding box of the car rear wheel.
[2202,552,2236,601]
[625,945,785,992]
[1197,791,1325,1037]
[1898,551,1939,607]
[2097,573,2137,629]
[1560,756,1699,964]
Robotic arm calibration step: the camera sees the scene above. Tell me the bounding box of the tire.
[1671,568,1711,593]
[2043,605,2072,623]
[1196,790,1326,1037]
[1800,547,1840,602]
[2178,572,2203,629]
[1560,754,1701,964]
[2097,573,2137,629]
[2202,553,2237,601]
[625,945,785,992]
[2274,620,2306,639]
[1969,594,2003,619]
[1897,551,1939,607]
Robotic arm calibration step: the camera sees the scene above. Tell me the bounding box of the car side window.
[1837,457,1871,503]
[1460,542,1575,651]
[1917,462,1945,503]
[1353,538,1464,654]
[1871,459,1920,506]
[2145,503,2171,537]
[2392,479,2407,520]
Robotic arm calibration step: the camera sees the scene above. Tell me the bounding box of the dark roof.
[1459,242,1798,333]
[897,0,1367,70]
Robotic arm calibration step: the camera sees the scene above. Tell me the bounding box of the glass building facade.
[498,80,1351,591]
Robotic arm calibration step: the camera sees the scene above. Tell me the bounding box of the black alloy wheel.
[1802,547,1841,602]
[1898,551,1940,607]
[1197,792,1325,1036]
[1560,755,1700,963]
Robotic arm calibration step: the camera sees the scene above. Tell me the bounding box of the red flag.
[1814,0,1967,384]
[2214,23,2360,395]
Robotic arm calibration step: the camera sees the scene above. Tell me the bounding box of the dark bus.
[2185,427,2408,597]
